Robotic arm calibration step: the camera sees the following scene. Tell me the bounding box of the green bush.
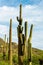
[13,55,18,64]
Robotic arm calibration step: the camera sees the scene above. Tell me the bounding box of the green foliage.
[0,53,3,59]
[5,54,8,61]
[0,47,43,65]
[32,55,39,65]
[13,55,18,64]
[0,61,9,65]
[23,58,28,65]
[0,52,43,65]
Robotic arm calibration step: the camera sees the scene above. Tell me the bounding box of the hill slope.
[0,38,43,56]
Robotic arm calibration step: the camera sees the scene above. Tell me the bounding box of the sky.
[0,0,43,50]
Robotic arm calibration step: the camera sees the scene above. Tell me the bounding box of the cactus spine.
[9,19,12,65]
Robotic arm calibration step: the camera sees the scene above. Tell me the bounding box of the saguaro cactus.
[24,21,28,58]
[7,38,8,44]
[17,4,24,65]
[6,38,8,53]
[9,19,12,65]
[27,24,33,65]
[17,4,33,65]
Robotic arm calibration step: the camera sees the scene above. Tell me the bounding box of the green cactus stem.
[9,19,12,65]
[27,24,33,65]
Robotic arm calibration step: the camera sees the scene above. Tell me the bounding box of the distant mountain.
[32,48,43,58]
[0,38,43,56]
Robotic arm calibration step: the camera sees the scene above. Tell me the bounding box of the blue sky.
[0,0,43,50]
[0,0,42,6]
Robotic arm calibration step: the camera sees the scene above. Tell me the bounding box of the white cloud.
[0,24,18,43]
[0,5,43,24]
[22,5,43,25]
[0,25,9,34]
[0,6,19,22]
[0,25,9,41]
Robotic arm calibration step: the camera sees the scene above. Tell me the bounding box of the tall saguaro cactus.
[9,19,12,65]
[7,38,8,53]
[4,34,6,49]
[28,24,33,65]
[17,4,33,65]
[24,21,28,58]
[17,4,24,65]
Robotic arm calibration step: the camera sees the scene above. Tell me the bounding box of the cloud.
[0,24,9,41]
[0,25,9,34]
[0,24,18,43]
[0,4,43,24]
[32,23,43,49]
[22,5,43,24]
[0,6,19,23]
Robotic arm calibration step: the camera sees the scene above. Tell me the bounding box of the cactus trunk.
[9,19,12,65]
[27,24,33,65]
[25,22,28,39]
[17,4,33,65]
[7,38,8,53]
[17,4,24,65]
[24,21,28,58]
